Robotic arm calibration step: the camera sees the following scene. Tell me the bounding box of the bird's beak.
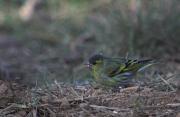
[84,62,92,68]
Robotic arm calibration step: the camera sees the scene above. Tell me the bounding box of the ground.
[0,35,180,117]
[0,80,180,117]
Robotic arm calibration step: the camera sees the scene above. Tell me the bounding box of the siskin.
[86,54,156,88]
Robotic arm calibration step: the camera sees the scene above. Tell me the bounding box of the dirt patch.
[0,80,179,117]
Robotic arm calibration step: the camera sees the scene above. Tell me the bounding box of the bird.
[85,54,156,88]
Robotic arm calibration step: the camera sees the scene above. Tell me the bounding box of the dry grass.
[0,80,180,117]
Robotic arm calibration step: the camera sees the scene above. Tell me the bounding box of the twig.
[167,73,180,81]
[158,74,176,91]
[46,107,56,117]
[166,103,180,107]
[0,104,15,113]
[32,108,37,117]
[141,103,180,110]
[70,87,81,98]
[89,104,131,112]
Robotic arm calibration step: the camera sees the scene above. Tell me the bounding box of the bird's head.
[85,54,104,68]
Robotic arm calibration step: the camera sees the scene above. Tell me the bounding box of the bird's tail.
[137,59,157,72]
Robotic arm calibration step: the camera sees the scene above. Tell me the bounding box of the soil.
[0,35,180,117]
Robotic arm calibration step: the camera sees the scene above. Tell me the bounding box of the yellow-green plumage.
[87,54,156,88]
[91,63,118,87]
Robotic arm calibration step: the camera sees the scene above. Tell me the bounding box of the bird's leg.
[137,81,141,92]
[134,74,144,92]
[132,76,144,110]
[137,81,141,99]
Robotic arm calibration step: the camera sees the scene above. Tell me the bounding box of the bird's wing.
[105,58,155,77]
[104,57,127,63]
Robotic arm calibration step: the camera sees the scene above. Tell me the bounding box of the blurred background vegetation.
[0,0,179,86]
